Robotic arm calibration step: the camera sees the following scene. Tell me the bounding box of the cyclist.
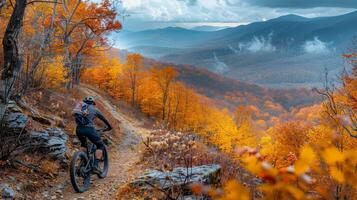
[72,96,112,173]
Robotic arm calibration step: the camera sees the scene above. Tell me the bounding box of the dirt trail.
[62,86,148,200]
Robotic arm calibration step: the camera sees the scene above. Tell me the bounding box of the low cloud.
[239,32,276,53]
[228,44,240,54]
[303,37,331,54]
[213,53,229,74]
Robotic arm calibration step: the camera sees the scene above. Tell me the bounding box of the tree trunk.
[162,101,166,121]
[63,34,73,89]
[1,0,27,103]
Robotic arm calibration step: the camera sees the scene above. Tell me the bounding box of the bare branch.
[26,0,61,5]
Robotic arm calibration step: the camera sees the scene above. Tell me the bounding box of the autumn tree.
[56,0,121,88]
[82,54,121,95]
[18,1,59,94]
[138,73,162,117]
[167,82,186,130]
[268,121,311,167]
[151,66,178,122]
[122,53,144,107]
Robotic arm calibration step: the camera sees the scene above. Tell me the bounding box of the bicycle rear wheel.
[97,146,109,179]
[70,151,91,193]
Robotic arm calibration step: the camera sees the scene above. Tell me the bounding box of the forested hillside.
[0,0,357,200]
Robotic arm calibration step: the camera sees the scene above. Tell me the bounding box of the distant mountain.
[114,11,357,87]
[269,14,309,22]
[191,25,230,32]
[115,27,212,49]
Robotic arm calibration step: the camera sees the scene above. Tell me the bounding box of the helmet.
[83,96,96,105]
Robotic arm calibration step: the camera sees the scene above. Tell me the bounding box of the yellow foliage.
[322,147,344,164]
[218,180,250,200]
[294,146,315,175]
[41,57,68,89]
[329,166,344,183]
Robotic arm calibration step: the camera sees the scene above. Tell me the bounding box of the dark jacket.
[78,104,112,130]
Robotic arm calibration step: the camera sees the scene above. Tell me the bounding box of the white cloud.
[213,52,229,74]
[119,0,354,24]
[239,32,276,52]
[303,37,331,54]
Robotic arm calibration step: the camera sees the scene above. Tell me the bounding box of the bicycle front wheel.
[70,151,91,193]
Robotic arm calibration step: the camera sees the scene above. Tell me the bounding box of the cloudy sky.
[118,0,357,31]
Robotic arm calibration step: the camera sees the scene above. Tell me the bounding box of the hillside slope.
[112,50,321,111]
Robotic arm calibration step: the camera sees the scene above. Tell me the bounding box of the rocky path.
[62,86,148,200]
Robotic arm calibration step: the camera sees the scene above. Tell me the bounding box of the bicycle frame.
[82,143,97,174]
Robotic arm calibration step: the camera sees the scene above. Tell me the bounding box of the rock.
[3,112,28,133]
[31,113,52,125]
[0,184,15,199]
[131,164,221,194]
[29,128,68,160]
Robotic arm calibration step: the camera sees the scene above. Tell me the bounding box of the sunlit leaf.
[294,146,315,175]
[322,147,345,164]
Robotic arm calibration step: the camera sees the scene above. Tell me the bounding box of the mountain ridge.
[114,11,357,87]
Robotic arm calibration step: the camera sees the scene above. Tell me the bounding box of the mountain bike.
[70,129,109,193]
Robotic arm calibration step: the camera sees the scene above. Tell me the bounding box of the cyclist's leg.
[76,127,88,152]
[86,127,105,160]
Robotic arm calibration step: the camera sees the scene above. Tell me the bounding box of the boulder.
[131,164,221,193]
[3,112,28,133]
[1,102,69,161]
[0,184,15,199]
[29,128,68,160]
